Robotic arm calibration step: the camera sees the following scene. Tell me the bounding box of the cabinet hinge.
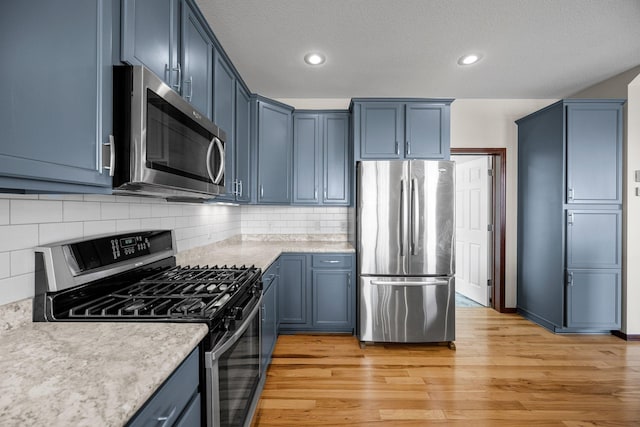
[487,169,493,177]
[487,224,494,232]
[487,279,493,288]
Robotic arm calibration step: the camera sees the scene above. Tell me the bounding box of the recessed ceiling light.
[458,54,481,66]
[304,52,326,66]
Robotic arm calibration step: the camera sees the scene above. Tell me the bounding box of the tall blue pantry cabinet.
[516,99,624,332]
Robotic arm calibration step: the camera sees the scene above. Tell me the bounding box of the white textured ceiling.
[195,0,640,99]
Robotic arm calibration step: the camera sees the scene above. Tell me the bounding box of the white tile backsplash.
[63,201,101,222]
[101,202,130,220]
[10,249,34,276]
[39,222,84,245]
[0,225,39,252]
[0,200,9,225]
[0,273,35,306]
[0,197,347,307]
[10,200,63,224]
[240,206,349,235]
[0,253,10,279]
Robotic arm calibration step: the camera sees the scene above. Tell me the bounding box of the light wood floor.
[251,308,640,426]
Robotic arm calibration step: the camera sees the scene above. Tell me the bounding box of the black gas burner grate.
[66,265,260,319]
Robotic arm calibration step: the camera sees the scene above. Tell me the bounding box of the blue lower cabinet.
[278,253,355,334]
[278,255,309,326]
[127,347,200,427]
[312,270,352,330]
[566,269,621,330]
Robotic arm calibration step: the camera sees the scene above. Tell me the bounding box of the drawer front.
[128,347,200,427]
[174,393,201,427]
[312,254,353,269]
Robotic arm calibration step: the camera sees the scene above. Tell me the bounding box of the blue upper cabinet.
[181,0,213,118]
[293,112,350,206]
[213,49,236,201]
[254,98,293,204]
[566,102,623,204]
[293,113,322,204]
[234,84,252,203]
[405,103,450,159]
[121,0,179,87]
[122,0,213,118]
[0,0,114,194]
[323,113,350,205]
[353,99,453,161]
[357,103,403,159]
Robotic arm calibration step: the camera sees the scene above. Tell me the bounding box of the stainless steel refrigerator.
[357,160,455,345]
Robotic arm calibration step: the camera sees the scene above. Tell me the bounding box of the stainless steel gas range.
[33,230,262,427]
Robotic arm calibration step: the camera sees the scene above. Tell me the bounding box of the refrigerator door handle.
[370,280,450,287]
[410,178,417,255]
[399,179,405,257]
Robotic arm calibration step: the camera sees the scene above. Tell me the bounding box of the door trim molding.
[451,148,507,313]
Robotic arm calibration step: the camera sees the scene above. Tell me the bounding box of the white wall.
[0,194,241,306]
[450,99,557,308]
[624,75,640,334]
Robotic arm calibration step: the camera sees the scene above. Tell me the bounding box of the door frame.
[451,148,508,313]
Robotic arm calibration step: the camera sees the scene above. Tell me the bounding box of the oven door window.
[145,89,224,184]
[217,312,261,426]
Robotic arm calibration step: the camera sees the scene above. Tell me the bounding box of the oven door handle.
[209,295,262,361]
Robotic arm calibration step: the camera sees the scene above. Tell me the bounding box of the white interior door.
[454,156,491,306]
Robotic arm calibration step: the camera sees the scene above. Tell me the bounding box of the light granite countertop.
[0,299,208,427]
[175,235,355,271]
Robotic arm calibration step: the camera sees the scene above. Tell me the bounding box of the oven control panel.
[68,230,174,273]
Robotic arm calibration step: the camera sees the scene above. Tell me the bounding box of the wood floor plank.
[251,308,640,426]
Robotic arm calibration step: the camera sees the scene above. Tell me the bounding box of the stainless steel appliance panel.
[408,161,455,276]
[357,161,409,275]
[113,65,226,199]
[359,276,455,342]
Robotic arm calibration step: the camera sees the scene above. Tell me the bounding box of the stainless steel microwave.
[111,65,225,200]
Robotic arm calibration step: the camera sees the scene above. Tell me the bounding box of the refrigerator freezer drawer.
[358,276,455,343]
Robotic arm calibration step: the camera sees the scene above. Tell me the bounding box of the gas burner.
[172,298,207,315]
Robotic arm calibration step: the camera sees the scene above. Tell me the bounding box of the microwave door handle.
[206,137,225,185]
[206,141,216,183]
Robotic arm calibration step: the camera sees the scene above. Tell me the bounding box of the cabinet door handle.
[238,180,243,197]
[567,212,574,225]
[164,63,170,86]
[260,185,264,198]
[102,135,115,177]
[395,141,400,155]
[347,273,351,289]
[568,187,574,201]
[262,304,266,321]
[185,76,193,101]
[156,406,177,427]
[172,63,182,92]
[314,188,318,200]
[321,260,340,264]
[567,272,574,287]
[406,140,411,155]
